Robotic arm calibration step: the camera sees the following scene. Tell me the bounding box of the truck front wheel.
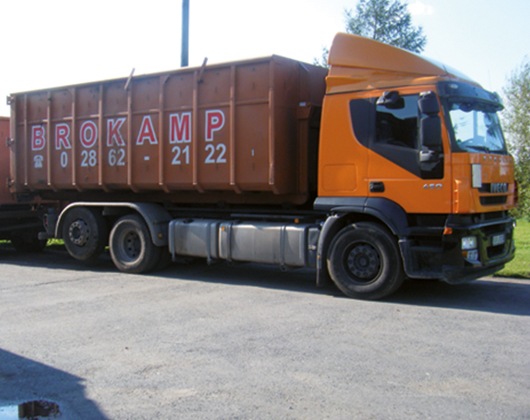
[327,222,404,300]
[62,207,107,263]
[109,214,161,274]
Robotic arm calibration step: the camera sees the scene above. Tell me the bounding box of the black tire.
[327,222,404,300]
[109,214,161,274]
[62,207,107,263]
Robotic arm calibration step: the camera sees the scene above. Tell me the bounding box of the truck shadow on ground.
[0,348,106,419]
[389,277,530,316]
[2,244,528,317]
[160,260,530,317]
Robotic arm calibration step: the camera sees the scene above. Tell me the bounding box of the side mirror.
[418,92,444,179]
[420,116,442,149]
[419,115,444,179]
[418,92,442,149]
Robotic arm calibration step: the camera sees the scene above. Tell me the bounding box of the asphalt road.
[0,245,529,419]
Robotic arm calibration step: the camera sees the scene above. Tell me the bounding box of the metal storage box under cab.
[10,56,326,206]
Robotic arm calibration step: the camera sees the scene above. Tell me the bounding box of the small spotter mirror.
[418,91,440,115]
[376,91,404,109]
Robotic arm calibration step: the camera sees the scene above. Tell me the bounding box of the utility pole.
[181,0,190,67]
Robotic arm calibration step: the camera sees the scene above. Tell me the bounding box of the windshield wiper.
[463,145,491,153]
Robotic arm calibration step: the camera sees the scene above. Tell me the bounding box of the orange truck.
[5,33,515,299]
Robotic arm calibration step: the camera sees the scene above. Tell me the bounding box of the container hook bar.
[197,58,208,84]
[124,68,135,91]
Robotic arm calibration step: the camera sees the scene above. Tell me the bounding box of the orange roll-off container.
[10,56,327,206]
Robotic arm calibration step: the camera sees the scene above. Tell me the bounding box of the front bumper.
[400,213,515,283]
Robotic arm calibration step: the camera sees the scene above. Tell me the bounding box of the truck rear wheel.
[327,222,404,300]
[62,207,107,263]
[109,214,161,274]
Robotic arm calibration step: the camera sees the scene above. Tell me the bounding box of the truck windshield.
[447,100,507,154]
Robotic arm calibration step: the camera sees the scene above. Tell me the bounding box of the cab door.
[363,89,452,214]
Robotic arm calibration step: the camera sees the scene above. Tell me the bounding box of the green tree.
[503,59,530,219]
[346,0,426,53]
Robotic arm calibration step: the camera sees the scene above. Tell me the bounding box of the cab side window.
[375,94,419,149]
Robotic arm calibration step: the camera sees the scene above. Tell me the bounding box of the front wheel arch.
[327,221,405,300]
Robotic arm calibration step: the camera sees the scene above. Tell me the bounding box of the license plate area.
[491,233,506,246]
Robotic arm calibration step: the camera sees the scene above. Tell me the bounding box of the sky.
[1,0,529,117]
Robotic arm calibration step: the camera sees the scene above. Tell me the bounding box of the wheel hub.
[123,231,141,259]
[346,244,381,281]
[69,220,90,246]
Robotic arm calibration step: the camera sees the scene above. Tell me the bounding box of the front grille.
[480,196,507,205]
[478,183,510,206]
[479,183,509,193]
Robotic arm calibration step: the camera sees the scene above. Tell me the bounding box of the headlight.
[461,236,477,250]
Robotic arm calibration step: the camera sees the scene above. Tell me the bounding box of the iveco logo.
[490,183,508,193]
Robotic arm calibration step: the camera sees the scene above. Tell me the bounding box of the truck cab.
[315,34,515,292]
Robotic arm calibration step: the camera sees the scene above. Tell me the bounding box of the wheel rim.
[69,219,90,246]
[345,242,381,283]
[120,230,142,261]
